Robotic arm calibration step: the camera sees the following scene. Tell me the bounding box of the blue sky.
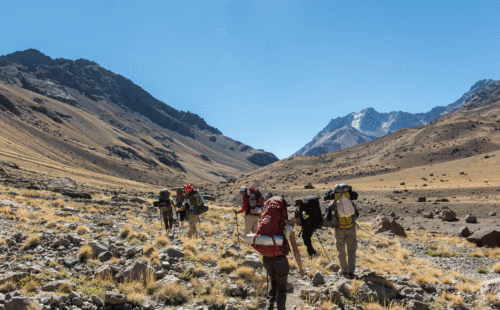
[1,1,500,159]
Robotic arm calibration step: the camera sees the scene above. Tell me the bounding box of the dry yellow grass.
[0,280,16,293]
[218,258,238,273]
[437,291,465,307]
[492,262,500,273]
[76,225,90,235]
[196,252,215,262]
[154,235,169,249]
[20,278,39,295]
[78,244,94,261]
[155,282,190,305]
[120,225,133,239]
[22,234,42,250]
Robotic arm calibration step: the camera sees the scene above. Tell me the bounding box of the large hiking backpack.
[155,189,172,212]
[248,186,264,215]
[299,196,323,229]
[186,189,208,215]
[252,196,290,257]
[324,184,359,228]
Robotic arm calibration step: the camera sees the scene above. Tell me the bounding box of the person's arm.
[235,196,249,214]
[315,204,323,227]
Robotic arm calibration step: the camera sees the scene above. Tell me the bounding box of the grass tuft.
[22,234,42,250]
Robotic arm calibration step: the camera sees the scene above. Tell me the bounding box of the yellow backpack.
[335,192,354,228]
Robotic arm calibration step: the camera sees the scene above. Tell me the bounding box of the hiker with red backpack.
[234,186,264,236]
[325,183,360,279]
[184,183,209,238]
[248,196,305,310]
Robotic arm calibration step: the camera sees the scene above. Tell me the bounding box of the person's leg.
[162,211,170,232]
[335,228,348,274]
[250,215,259,234]
[346,226,358,275]
[302,228,317,257]
[263,256,277,310]
[187,215,198,238]
[274,255,289,310]
[244,214,252,236]
[167,209,173,229]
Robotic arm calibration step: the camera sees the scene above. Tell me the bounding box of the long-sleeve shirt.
[236,195,250,214]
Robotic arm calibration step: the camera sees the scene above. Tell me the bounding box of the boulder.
[129,197,147,204]
[0,272,29,285]
[439,209,457,221]
[0,167,9,176]
[422,212,433,219]
[42,280,77,292]
[358,281,397,303]
[104,291,126,305]
[61,189,92,199]
[312,272,325,286]
[0,161,19,169]
[416,197,426,202]
[164,247,185,258]
[406,300,429,310]
[98,251,113,262]
[458,226,471,238]
[90,241,108,256]
[95,265,112,278]
[156,275,181,286]
[480,278,500,295]
[304,183,315,189]
[371,215,406,237]
[121,261,154,283]
[467,229,500,248]
[465,214,477,223]
[46,177,77,192]
[4,295,36,310]
[92,295,104,307]
[66,233,84,244]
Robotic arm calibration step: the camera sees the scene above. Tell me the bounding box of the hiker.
[155,189,174,234]
[184,183,208,238]
[174,189,187,224]
[325,183,359,279]
[234,186,264,236]
[250,196,305,310]
[295,196,323,257]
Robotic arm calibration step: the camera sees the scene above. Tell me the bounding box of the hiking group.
[154,182,359,310]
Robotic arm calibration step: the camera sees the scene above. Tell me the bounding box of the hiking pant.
[302,228,317,257]
[187,214,198,238]
[244,214,259,236]
[335,226,357,273]
[176,203,186,222]
[263,255,289,310]
[162,209,173,232]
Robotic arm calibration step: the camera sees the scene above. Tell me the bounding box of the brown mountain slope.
[0,82,270,189]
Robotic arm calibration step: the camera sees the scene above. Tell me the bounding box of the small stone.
[98,251,113,262]
[104,291,126,305]
[312,272,325,286]
[92,295,104,307]
[458,226,471,238]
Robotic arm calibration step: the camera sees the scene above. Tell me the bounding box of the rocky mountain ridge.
[0,49,278,185]
[294,79,500,156]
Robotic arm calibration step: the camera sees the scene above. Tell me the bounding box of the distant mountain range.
[293,79,500,156]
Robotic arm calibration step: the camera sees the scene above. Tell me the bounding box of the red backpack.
[252,196,290,257]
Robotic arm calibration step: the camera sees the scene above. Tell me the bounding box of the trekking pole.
[355,223,390,245]
[235,212,240,245]
[314,230,332,264]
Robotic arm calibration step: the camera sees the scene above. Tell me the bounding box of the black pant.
[263,255,289,310]
[302,228,317,257]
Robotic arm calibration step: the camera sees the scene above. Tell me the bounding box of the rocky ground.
[0,165,500,310]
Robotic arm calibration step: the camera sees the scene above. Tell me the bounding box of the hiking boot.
[348,273,355,279]
[265,302,274,310]
[342,272,349,278]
